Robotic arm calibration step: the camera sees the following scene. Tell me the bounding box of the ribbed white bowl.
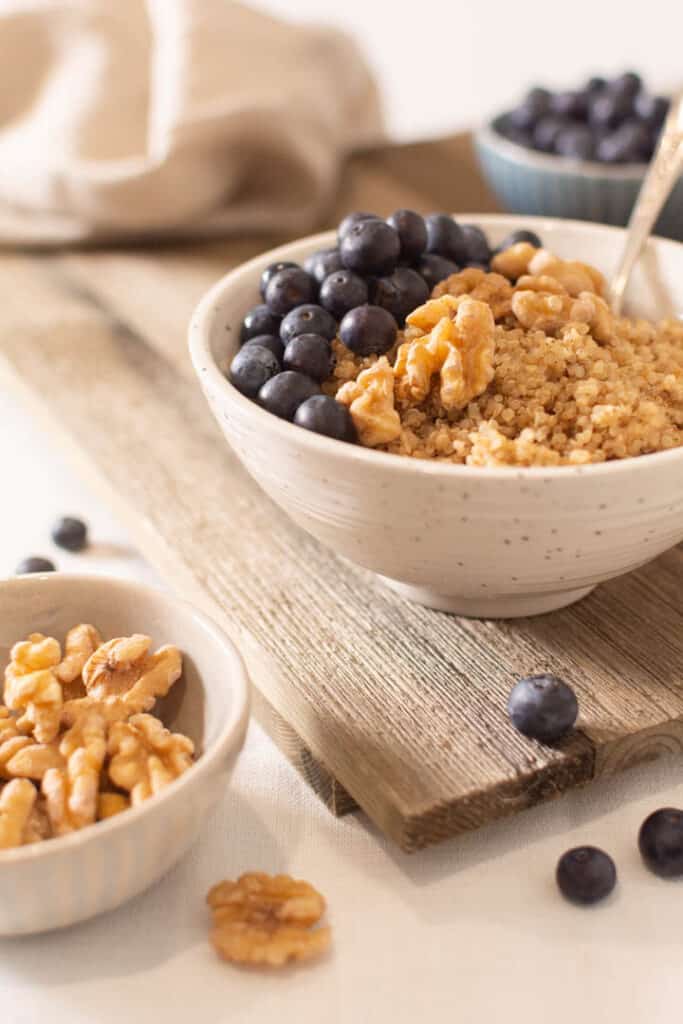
[0,574,250,935]
[189,214,683,618]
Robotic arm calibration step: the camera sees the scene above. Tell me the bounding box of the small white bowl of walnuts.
[0,572,250,936]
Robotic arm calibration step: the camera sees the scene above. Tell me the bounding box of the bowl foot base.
[378,578,595,619]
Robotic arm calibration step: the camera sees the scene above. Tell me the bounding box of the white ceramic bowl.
[0,574,250,935]
[189,214,683,618]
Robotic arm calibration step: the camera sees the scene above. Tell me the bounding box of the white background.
[258,0,682,140]
[3,3,683,1021]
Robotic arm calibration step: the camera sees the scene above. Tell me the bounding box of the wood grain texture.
[1,134,682,851]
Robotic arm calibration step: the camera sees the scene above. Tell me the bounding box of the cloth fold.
[0,0,383,245]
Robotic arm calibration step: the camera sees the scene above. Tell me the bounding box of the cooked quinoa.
[326,249,683,467]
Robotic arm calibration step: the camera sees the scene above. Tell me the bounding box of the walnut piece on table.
[0,778,37,849]
[3,633,63,743]
[107,713,194,806]
[207,872,331,967]
[42,709,107,835]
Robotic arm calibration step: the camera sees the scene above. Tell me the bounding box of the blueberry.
[319,270,369,319]
[425,214,468,263]
[337,211,379,243]
[264,267,317,316]
[555,126,595,160]
[372,268,429,324]
[533,116,568,153]
[497,118,535,148]
[240,304,281,344]
[633,93,669,129]
[339,305,397,357]
[304,247,344,285]
[242,334,285,361]
[550,90,589,120]
[509,87,552,129]
[466,262,490,272]
[638,808,683,878]
[499,228,542,250]
[280,303,337,343]
[15,556,56,575]
[507,673,578,743]
[259,261,299,301]
[340,219,401,276]
[283,333,332,382]
[596,122,650,164]
[386,209,427,262]
[415,253,459,290]
[294,394,356,442]
[589,90,633,130]
[609,71,642,99]
[258,371,319,421]
[51,516,88,552]
[229,345,280,398]
[586,75,607,93]
[556,847,617,905]
[461,224,492,264]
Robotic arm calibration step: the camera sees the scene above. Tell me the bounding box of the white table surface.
[2,385,683,1024]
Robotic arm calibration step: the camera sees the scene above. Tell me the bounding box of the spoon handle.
[611,92,683,315]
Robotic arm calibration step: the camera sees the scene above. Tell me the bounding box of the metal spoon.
[611,90,683,315]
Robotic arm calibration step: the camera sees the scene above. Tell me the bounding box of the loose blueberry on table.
[556,846,617,906]
[498,71,669,163]
[638,808,683,878]
[507,673,578,743]
[51,515,88,552]
[15,556,56,575]
[230,210,543,441]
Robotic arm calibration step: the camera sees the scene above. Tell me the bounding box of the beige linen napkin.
[0,0,383,245]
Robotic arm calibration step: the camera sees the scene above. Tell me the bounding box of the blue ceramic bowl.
[476,115,683,241]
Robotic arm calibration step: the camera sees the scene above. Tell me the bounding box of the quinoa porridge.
[326,243,683,467]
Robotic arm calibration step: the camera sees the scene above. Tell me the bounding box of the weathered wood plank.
[2,249,683,851]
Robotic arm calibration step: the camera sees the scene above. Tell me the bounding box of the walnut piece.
[396,297,495,410]
[42,709,107,835]
[511,289,574,332]
[107,713,194,806]
[4,633,63,743]
[0,706,64,779]
[63,638,182,725]
[528,249,605,296]
[207,872,331,967]
[430,267,513,320]
[0,778,37,849]
[336,357,401,447]
[56,624,102,700]
[491,241,538,280]
[24,795,51,843]
[97,792,130,820]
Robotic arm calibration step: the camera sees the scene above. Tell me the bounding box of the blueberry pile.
[231,211,535,442]
[498,71,669,164]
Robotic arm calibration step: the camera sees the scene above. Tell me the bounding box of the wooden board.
[2,133,683,851]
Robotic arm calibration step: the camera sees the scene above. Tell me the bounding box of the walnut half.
[207,872,331,967]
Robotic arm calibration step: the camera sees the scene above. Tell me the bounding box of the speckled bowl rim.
[477,117,651,180]
[189,213,683,481]
[0,573,250,865]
